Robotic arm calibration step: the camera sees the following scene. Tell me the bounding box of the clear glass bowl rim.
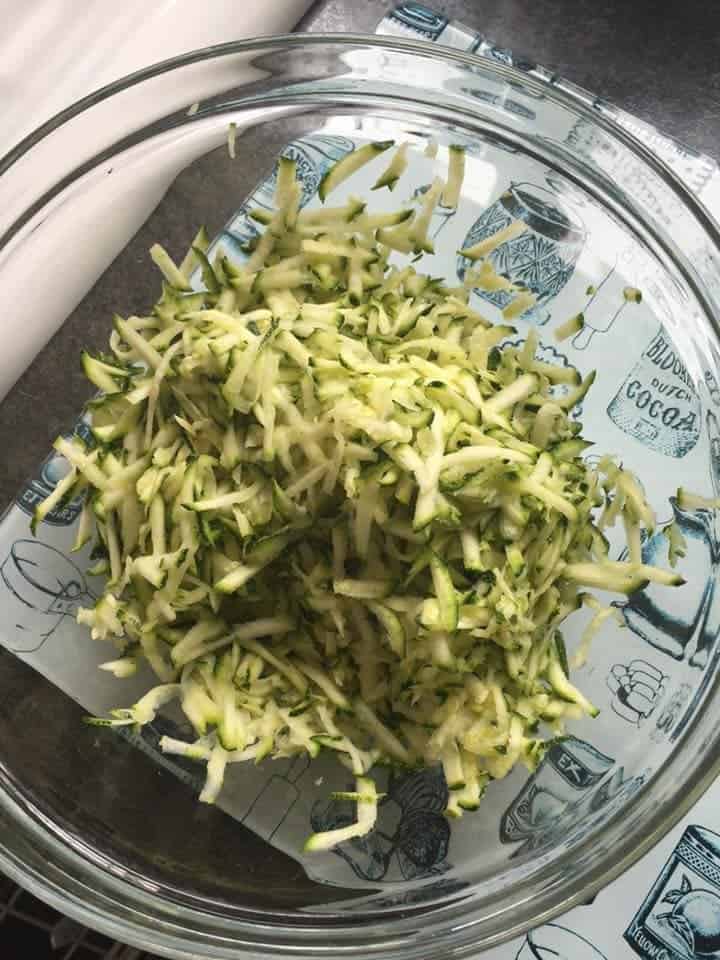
[1,31,720,960]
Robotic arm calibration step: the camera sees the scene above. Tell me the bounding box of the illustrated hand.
[607,660,666,724]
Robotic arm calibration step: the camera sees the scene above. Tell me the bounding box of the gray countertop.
[300,0,720,157]
[2,0,719,509]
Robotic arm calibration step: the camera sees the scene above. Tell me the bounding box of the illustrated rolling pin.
[0,540,95,653]
[571,256,628,351]
[573,239,683,363]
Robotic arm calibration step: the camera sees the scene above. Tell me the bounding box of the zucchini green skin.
[318,141,394,202]
[372,142,409,192]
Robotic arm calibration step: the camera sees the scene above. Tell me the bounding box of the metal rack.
[0,874,159,959]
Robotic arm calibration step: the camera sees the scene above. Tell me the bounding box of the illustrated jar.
[15,421,92,527]
[500,736,614,851]
[625,825,720,960]
[607,326,702,458]
[211,135,356,262]
[385,2,450,40]
[0,539,94,653]
[457,181,587,324]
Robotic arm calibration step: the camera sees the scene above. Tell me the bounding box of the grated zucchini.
[32,143,683,852]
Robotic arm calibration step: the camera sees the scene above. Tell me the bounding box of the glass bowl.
[1,34,720,960]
